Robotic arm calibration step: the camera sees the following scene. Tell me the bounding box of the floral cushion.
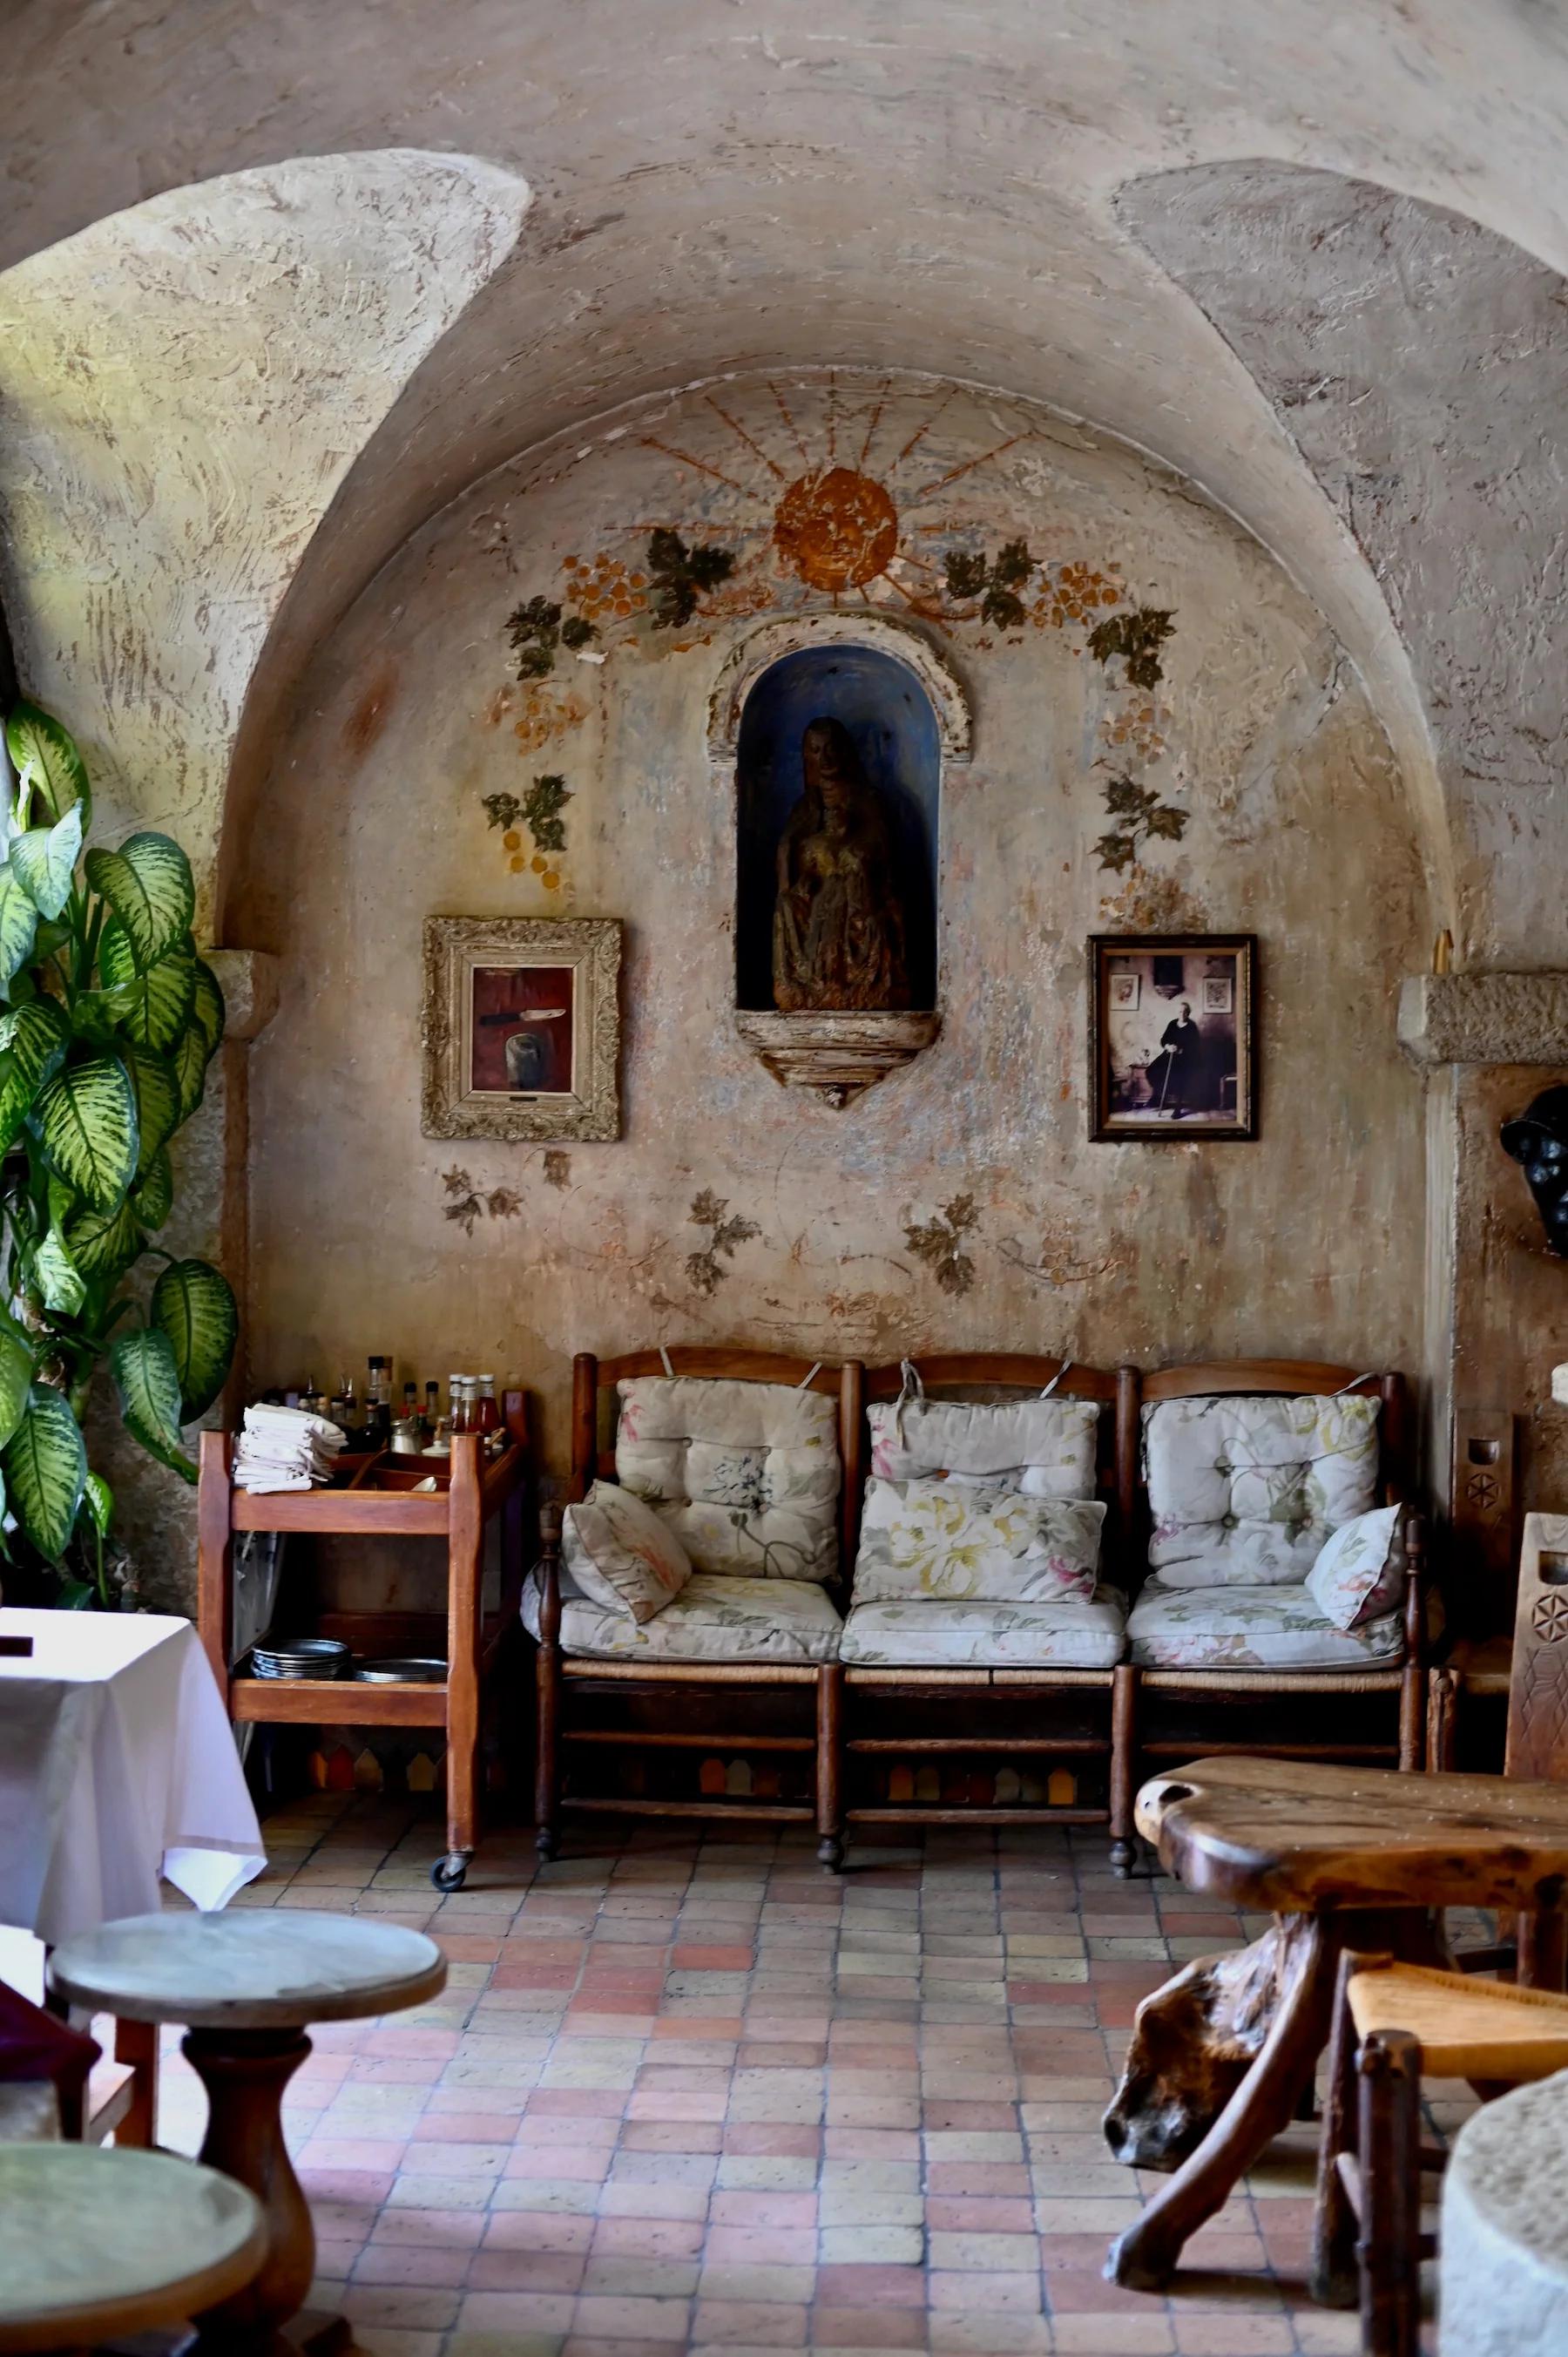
[1126,1575,1403,1670]
[1306,1504,1405,1630]
[852,1477,1104,1604]
[616,1376,839,1583]
[868,1393,1100,1498]
[523,1568,841,1663]
[840,1588,1126,1670]
[562,1480,692,1622]
[1143,1394,1381,1587]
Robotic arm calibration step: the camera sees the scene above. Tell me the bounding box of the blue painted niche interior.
[734,644,941,1011]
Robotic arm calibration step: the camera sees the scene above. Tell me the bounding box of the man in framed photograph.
[1147,998,1201,1120]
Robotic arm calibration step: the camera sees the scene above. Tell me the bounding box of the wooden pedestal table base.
[183,2026,341,2354]
[46,1909,447,2356]
[1103,1756,1568,2293]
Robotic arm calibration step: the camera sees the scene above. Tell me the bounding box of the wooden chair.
[532,1348,855,1865]
[840,1355,1140,1869]
[1121,1365,1424,1866]
[1312,1949,1568,2355]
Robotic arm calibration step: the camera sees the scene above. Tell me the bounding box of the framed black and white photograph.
[1088,934,1256,1141]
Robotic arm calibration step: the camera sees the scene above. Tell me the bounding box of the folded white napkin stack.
[233,1402,347,1494]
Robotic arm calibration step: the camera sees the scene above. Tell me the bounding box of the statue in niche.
[1502,1086,1568,1256]
[772,717,910,1012]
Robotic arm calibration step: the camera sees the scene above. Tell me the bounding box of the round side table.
[0,2143,265,2354]
[48,1910,446,2354]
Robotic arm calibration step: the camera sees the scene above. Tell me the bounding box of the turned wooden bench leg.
[816,1662,844,1873]
[534,1642,561,1865]
[1357,2028,1423,2357]
[1109,1664,1137,1878]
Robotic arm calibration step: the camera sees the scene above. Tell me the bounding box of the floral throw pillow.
[1305,1503,1404,1630]
[562,1480,693,1622]
[853,1477,1105,1605]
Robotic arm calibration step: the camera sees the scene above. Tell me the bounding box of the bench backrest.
[571,1349,1411,1596]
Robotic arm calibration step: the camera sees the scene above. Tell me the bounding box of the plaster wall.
[234,374,1429,1493]
[0,149,531,920]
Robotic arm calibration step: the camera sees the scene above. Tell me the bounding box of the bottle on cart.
[473,1375,501,1455]
[329,1373,359,1439]
[402,1380,419,1436]
[424,1380,440,1443]
[449,1376,472,1437]
[365,1355,393,1449]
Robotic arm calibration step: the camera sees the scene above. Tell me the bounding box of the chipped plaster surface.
[1122,164,1568,967]
[0,149,530,916]
[233,375,1429,1487]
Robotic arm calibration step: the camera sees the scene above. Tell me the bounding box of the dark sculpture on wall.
[773,717,910,1012]
[1501,1085,1568,1256]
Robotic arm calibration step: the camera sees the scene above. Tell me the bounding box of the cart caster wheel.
[430,1853,468,1893]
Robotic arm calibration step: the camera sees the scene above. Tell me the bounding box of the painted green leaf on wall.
[3,1385,88,1560]
[110,1327,196,1481]
[32,1053,139,1211]
[4,702,91,830]
[84,833,194,972]
[152,1257,238,1419]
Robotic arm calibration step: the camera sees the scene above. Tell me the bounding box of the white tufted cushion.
[615,1376,840,1582]
[867,1394,1101,1498]
[1126,1575,1403,1670]
[1143,1393,1381,1588]
[523,1568,841,1663]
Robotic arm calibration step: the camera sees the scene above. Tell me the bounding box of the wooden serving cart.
[196,1415,531,1891]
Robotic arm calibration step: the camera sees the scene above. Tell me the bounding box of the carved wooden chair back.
[852,1355,1138,1586]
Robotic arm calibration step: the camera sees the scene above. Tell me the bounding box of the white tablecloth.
[0,1609,265,1944]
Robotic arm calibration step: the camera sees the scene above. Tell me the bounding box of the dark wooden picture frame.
[1088,933,1257,1141]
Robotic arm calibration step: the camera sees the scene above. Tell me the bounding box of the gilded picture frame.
[421,916,622,1142]
[1088,933,1257,1141]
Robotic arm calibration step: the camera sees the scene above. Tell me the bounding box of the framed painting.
[1088,934,1257,1141]
[421,917,622,1141]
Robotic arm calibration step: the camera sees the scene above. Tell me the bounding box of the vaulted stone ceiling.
[5,1,1567,955]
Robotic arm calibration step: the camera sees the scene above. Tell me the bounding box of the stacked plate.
[356,1657,447,1684]
[248,1636,351,1681]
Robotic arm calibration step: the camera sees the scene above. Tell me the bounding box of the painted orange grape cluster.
[511,683,587,755]
[562,552,647,624]
[1102,699,1169,765]
[1034,559,1124,631]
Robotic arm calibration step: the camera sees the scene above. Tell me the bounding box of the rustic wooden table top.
[1135,1755,1568,1911]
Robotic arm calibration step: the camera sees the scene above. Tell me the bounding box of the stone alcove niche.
[710,614,970,1106]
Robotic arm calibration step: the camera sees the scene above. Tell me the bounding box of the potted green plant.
[0,697,235,1607]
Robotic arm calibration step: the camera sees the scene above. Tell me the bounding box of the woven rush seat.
[1347,1960,1568,2080]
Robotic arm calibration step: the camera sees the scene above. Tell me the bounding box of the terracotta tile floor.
[147,1795,1470,2355]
